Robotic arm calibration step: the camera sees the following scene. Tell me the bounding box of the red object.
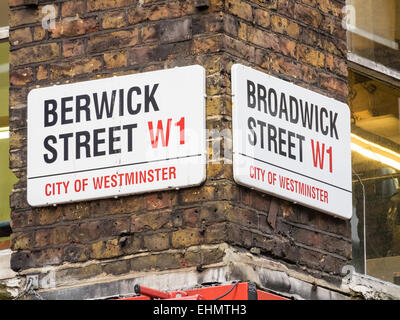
[118,282,288,300]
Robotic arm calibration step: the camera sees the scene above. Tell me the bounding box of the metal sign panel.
[232,64,352,219]
[27,65,206,206]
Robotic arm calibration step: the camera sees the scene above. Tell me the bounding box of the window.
[347,0,400,71]
[0,2,14,251]
[347,1,400,285]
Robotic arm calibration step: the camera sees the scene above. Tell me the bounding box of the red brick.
[88,28,139,53]
[10,68,34,86]
[50,17,99,38]
[225,0,252,21]
[294,2,323,28]
[62,38,85,57]
[87,0,131,12]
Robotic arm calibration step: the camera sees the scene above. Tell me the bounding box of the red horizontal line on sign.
[28,154,203,180]
[237,152,352,193]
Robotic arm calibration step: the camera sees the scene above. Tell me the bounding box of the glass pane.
[350,70,400,284]
[0,1,8,28]
[347,0,400,71]
[0,41,8,127]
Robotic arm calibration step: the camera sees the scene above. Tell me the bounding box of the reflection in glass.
[350,70,400,284]
[347,0,400,72]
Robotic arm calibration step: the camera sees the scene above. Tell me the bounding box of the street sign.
[232,64,352,219]
[27,65,206,206]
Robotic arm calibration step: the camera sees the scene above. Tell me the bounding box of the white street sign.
[27,65,206,206]
[232,64,352,219]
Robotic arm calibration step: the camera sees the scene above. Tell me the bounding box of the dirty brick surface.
[8,0,350,286]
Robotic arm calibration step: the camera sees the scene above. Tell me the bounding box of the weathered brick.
[9,128,26,150]
[62,1,85,17]
[226,207,259,229]
[32,247,64,267]
[64,244,89,263]
[326,53,348,77]
[10,7,39,27]
[131,211,172,232]
[32,26,46,41]
[253,8,271,28]
[55,263,102,283]
[294,2,323,28]
[35,207,61,226]
[204,222,226,243]
[225,36,255,63]
[247,26,280,51]
[49,57,102,79]
[143,232,170,251]
[50,17,99,38]
[34,229,50,248]
[49,226,74,247]
[225,0,252,21]
[102,10,127,29]
[87,0,132,12]
[104,50,127,69]
[120,234,142,255]
[271,54,302,79]
[271,15,300,38]
[297,44,325,67]
[10,27,32,46]
[215,183,240,202]
[60,203,91,222]
[141,24,159,43]
[317,0,343,18]
[62,38,85,57]
[252,0,278,10]
[11,231,34,250]
[88,28,139,53]
[277,0,295,17]
[10,0,38,6]
[128,2,182,24]
[171,228,202,248]
[103,260,130,275]
[223,13,238,37]
[193,13,223,35]
[206,94,231,116]
[146,192,177,211]
[10,43,59,66]
[10,68,34,86]
[279,37,297,58]
[193,34,223,54]
[10,251,33,271]
[90,238,123,259]
[300,0,317,6]
[129,252,182,271]
[319,73,348,98]
[237,21,247,41]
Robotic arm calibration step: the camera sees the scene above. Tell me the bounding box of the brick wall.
[8,0,351,287]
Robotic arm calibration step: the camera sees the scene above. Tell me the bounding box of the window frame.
[349,52,400,286]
